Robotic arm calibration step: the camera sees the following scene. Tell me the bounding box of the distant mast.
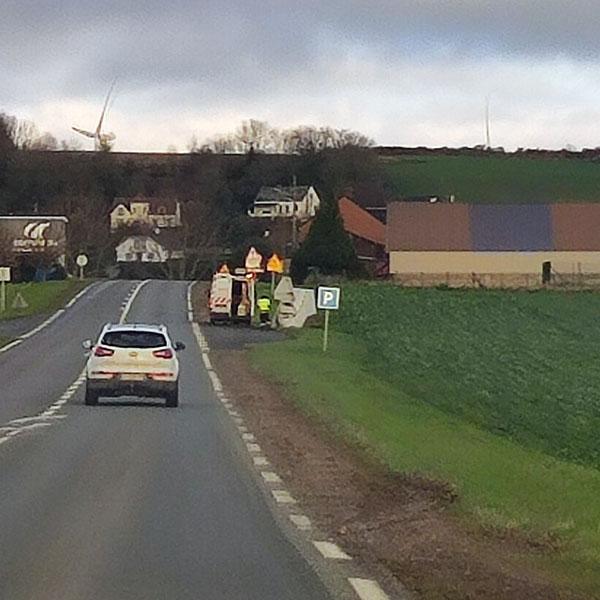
[485,97,491,149]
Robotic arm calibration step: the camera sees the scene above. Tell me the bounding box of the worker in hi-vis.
[257,295,271,325]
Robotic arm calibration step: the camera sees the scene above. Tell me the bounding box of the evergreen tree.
[290,197,360,282]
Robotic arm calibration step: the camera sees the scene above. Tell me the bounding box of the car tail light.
[94,346,114,357]
[153,348,173,359]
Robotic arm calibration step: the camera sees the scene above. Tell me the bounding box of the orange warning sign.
[266,253,284,274]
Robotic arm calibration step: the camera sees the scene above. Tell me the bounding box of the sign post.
[0,267,10,313]
[76,254,88,280]
[317,286,340,352]
[266,253,284,309]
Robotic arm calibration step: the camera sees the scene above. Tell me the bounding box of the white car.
[83,323,185,407]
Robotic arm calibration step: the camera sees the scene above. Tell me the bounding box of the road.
[0,280,332,600]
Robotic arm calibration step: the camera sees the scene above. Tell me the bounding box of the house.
[115,230,184,264]
[386,202,600,286]
[338,197,386,264]
[248,186,321,220]
[110,194,182,230]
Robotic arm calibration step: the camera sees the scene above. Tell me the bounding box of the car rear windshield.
[101,331,167,349]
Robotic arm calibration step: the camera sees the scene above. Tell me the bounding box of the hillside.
[382,154,600,203]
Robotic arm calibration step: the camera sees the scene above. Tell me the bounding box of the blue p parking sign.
[317,286,340,310]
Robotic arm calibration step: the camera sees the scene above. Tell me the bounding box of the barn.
[386,202,600,287]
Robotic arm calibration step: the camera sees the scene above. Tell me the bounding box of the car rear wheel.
[85,385,99,406]
[165,387,179,408]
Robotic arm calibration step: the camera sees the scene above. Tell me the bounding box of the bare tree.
[196,120,374,154]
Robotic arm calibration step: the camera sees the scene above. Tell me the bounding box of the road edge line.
[0,281,98,354]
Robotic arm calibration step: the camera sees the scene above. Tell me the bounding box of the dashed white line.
[242,433,256,442]
[272,490,297,504]
[348,578,391,600]
[261,471,282,483]
[253,456,269,466]
[119,280,151,324]
[289,514,312,531]
[246,442,261,453]
[313,541,352,560]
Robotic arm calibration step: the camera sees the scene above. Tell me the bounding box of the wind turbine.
[72,81,117,151]
[484,96,491,149]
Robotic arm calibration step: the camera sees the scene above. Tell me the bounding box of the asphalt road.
[0,280,332,600]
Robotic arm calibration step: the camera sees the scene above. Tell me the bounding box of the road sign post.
[317,286,340,352]
[0,267,11,313]
[76,254,89,280]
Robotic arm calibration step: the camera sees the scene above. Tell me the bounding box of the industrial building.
[386,203,600,286]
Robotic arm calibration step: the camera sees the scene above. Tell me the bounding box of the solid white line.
[0,282,97,353]
[0,340,22,353]
[289,514,312,531]
[313,541,352,560]
[348,578,390,600]
[119,280,151,323]
[272,490,297,504]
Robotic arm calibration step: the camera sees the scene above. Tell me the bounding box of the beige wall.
[390,251,600,274]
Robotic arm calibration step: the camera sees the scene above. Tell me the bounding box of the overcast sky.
[3,0,600,152]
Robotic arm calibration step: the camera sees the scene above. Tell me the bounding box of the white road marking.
[272,490,297,504]
[0,340,22,353]
[313,541,352,560]
[186,281,196,322]
[233,417,244,425]
[348,578,391,600]
[289,514,312,531]
[201,353,213,370]
[261,471,282,483]
[242,433,256,442]
[253,456,269,466]
[0,282,97,353]
[246,442,261,453]
[119,280,151,323]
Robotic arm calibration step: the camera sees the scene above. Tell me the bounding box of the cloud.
[2,1,600,150]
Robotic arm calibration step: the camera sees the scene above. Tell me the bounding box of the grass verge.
[0,279,90,321]
[250,328,600,595]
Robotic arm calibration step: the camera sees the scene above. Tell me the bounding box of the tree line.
[0,112,389,280]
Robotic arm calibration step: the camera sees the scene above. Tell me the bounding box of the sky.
[2,0,600,152]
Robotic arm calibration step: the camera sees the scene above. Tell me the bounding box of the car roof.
[101,323,168,334]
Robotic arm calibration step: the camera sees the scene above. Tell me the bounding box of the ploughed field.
[384,154,600,202]
[252,284,600,593]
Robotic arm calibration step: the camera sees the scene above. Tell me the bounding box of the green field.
[251,284,600,593]
[0,279,89,322]
[383,154,600,203]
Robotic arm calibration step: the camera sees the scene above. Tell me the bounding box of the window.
[101,330,167,349]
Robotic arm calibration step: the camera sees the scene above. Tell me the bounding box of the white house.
[116,234,184,263]
[248,186,321,220]
[110,194,182,230]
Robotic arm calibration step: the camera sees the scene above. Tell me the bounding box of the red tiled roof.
[338,197,386,246]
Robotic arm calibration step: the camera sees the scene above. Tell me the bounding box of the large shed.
[386,202,600,286]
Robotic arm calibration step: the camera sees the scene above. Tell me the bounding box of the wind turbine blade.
[96,78,117,134]
[72,127,96,138]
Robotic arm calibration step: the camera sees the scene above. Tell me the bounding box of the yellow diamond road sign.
[266,253,283,274]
